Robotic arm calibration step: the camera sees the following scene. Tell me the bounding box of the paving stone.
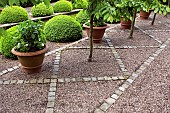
[30,79,37,84]
[127,78,134,84]
[47,102,55,108]
[24,80,30,84]
[115,89,123,96]
[83,77,91,81]
[3,80,10,84]
[48,92,55,97]
[0,80,3,84]
[70,78,76,82]
[112,76,118,80]
[2,70,8,74]
[118,76,125,80]
[65,78,71,82]
[91,77,97,81]
[50,87,57,92]
[97,77,105,81]
[7,68,14,72]
[76,77,83,82]
[0,72,3,76]
[58,78,64,83]
[13,66,19,69]
[94,109,104,113]
[119,86,125,92]
[44,79,51,83]
[48,96,55,102]
[105,97,116,105]
[17,80,24,84]
[111,94,119,99]
[45,108,53,113]
[50,83,57,87]
[99,102,111,111]
[51,75,58,79]
[51,79,57,83]
[37,79,44,84]
[122,83,129,89]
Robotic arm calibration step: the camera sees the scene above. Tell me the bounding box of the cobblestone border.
[104,35,130,78]
[93,32,170,113]
[135,25,162,44]
[0,37,87,77]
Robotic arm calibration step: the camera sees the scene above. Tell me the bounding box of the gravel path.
[107,37,170,113]
[54,81,123,113]
[0,84,49,113]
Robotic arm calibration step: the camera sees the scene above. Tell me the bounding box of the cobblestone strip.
[57,75,126,83]
[104,35,130,77]
[45,80,57,113]
[145,29,170,32]
[52,51,61,79]
[93,37,170,113]
[68,46,110,49]
[135,25,162,44]
[0,37,87,77]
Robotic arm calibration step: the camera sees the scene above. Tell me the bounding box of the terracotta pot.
[120,18,132,29]
[83,24,109,43]
[0,8,3,13]
[140,10,151,20]
[11,46,48,74]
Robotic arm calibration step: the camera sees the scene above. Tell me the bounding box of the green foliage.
[72,0,88,9]
[53,0,73,13]
[0,36,2,53]
[1,26,18,59]
[75,10,89,26]
[31,2,54,17]
[0,6,28,24]
[14,20,46,52]
[44,15,82,42]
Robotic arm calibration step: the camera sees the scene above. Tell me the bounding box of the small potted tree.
[11,20,48,74]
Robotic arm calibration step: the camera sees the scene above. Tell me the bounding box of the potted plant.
[11,20,48,74]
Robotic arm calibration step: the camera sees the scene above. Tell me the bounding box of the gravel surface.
[107,30,159,46]
[59,49,123,78]
[116,48,157,74]
[54,80,123,113]
[0,54,54,80]
[106,43,170,113]
[0,55,19,71]
[0,84,49,113]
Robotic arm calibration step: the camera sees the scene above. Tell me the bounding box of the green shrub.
[1,26,18,59]
[73,0,88,9]
[31,2,54,17]
[53,0,73,13]
[44,15,82,42]
[0,36,2,53]
[75,10,89,26]
[0,6,28,24]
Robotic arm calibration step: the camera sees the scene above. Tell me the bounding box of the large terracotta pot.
[120,18,132,29]
[11,46,48,74]
[83,24,109,43]
[140,10,151,20]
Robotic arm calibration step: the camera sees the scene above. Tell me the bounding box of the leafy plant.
[72,0,88,9]
[14,20,46,52]
[44,15,82,42]
[53,0,73,13]
[75,10,89,26]
[31,2,54,17]
[0,6,28,24]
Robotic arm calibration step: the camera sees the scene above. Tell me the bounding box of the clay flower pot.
[11,46,48,74]
[120,18,132,29]
[83,24,109,43]
[140,10,151,20]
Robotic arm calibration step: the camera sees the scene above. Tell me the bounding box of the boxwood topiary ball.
[0,6,28,24]
[73,0,88,9]
[31,2,54,17]
[53,0,73,13]
[1,26,18,59]
[44,15,82,42]
[75,10,89,26]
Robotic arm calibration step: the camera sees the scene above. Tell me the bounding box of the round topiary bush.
[1,26,18,59]
[53,0,73,13]
[73,0,88,9]
[75,10,89,26]
[44,15,82,42]
[0,6,28,24]
[31,2,54,17]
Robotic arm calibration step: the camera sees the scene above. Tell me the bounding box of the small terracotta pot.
[83,24,109,43]
[11,46,48,74]
[140,10,151,20]
[120,18,132,29]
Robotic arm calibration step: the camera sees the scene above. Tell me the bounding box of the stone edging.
[93,28,170,113]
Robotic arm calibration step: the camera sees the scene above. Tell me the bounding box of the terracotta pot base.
[22,65,42,74]
[120,18,131,29]
[140,10,151,20]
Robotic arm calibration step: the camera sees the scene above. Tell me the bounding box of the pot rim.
[83,24,109,29]
[11,46,48,57]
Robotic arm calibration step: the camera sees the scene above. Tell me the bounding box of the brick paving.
[0,13,170,113]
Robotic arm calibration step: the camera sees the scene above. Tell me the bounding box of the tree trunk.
[151,13,157,25]
[129,9,137,39]
[88,14,94,62]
